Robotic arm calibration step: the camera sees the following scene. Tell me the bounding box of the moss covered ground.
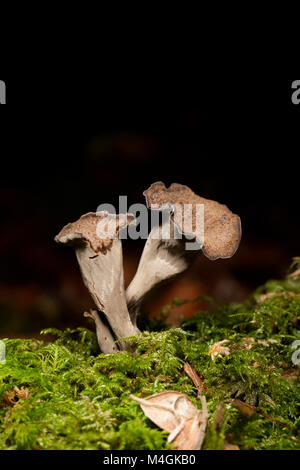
[1,260,300,450]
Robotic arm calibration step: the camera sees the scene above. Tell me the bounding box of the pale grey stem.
[75,241,139,350]
[83,309,118,354]
[126,221,197,325]
[194,395,209,450]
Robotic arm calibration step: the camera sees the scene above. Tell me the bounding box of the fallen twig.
[184,362,207,397]
[232,399,295,432]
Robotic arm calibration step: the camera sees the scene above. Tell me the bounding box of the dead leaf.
[175,415,202,450]
[268,339,278,344]
[257,339,269,347]
[258,292,300,303]
[131,391,209,450]
[289,267,300,280]
[281,368,300,385]
[241,337,255,350]
[209,340,230,360]
[131,391,196,433]
[1,387,30,407]
[241,337,278,350]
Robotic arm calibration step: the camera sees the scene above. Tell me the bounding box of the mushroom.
[55,211,139,352]
[126,182,241,324]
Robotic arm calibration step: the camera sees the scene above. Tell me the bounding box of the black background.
[0,77,299,335]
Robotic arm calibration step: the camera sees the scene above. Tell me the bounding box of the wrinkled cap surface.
[143,182,241,260]
[55,212,135,254]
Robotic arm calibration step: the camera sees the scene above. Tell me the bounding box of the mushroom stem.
[126,220,197,325]
[75,240,139,350]
[55,212,139,352]
[83,310,118,354]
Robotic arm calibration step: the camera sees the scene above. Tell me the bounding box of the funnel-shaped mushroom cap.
[55,211,135,253]
[143,182,241,260]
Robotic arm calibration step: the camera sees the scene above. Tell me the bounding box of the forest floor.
[0,260,300,450]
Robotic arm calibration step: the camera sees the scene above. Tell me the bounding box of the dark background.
[0,77,299,336]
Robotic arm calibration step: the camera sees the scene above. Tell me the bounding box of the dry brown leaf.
[209,340,230,360]
[289,267,300,281]
[258,292,300,303]
[281,368,300,385]
[241,337,255,350]
[131,391,196,433]
[1,387,30,407]
[241,337,278,351]
[257,339,269,347]
[268,339,278,344]
[131,391,209,450]
[175,415,202,450]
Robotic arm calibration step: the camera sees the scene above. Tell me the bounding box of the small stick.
[232,399,295,432]
[184,362,206,398]
[195,395,209,450]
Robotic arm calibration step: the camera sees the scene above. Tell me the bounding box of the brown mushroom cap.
[55,212,135,255]
[143,182,241,260]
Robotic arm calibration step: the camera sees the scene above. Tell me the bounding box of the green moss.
[1,264,300,450]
